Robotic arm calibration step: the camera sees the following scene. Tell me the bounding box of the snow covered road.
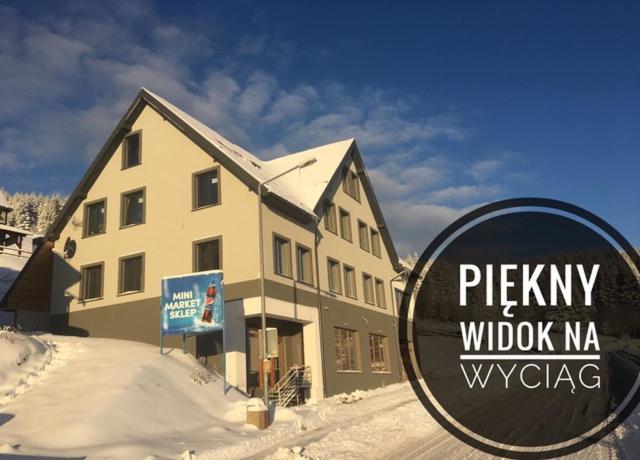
[0,331,637,459]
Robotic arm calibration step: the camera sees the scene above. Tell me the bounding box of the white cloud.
[0,1,529,255]
[383,202,483,257]
[469,159,503,181]
[427,184,502,205]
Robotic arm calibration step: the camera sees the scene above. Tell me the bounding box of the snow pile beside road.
[0,329,53,406]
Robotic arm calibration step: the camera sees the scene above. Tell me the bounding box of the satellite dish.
[63,237,77,259]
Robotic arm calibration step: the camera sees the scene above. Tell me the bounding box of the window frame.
[327,257,342,294]
[394,287,404,310]
[323,201,338,234]
[120,187,146,229]
[83,198,107,238]
[357,219,370,252]
[122,130,142,170]
[369,333,390,373]
[295,243,314,285]
[343,264,357,299]
[192,235,223,273]
[335,327,361,372]
[118,252,145,296]
[80,261,104,302]
[192,166,221,211]
[370,228,382,258]
[338,207,352,242]
[363,272,375,305]
[273,233,293,278]
[375,277,387,308]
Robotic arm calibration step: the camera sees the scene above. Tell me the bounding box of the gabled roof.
[146,89,321,216]
[43,88,402,271]
[264,138,355,213]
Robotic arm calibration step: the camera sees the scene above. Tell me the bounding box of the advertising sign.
[161,270,224,336]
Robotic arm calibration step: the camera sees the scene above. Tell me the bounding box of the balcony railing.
[0,245,32,258]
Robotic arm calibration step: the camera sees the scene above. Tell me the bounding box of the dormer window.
[343,169,360,201]
[0,208,8,225]
[123,131,141,169]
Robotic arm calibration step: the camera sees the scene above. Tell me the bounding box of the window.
[123,131,141,168]
[324,202,337,234]
[194,237,221,272]
[339,208,352,242]
[369,334,388,372]
[84,199,106,237]
[395,288,404,310]
[121,189,145,227]
[296,244,313,284]
[370,228,381,257]
[0,209,7,225]
[81,263,103,300]
[274,235,292,277]
[327,257,342,294]
[335,327,360,371]
[363,273,375,304]
[119,254,144,294]
[194,168,220,209]
[375,278,386,308]
[343,265,357,299]
[343,169,360,201]
[358,220,370,251]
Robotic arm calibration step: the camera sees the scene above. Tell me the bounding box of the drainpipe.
[258,158,317,407]
[313,216,328,398]
[390,269,407,381]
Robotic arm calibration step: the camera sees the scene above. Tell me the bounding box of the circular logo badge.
[399,198,640,458]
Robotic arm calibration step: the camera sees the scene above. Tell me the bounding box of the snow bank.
[0,329,53,406]
[0,334,250,459]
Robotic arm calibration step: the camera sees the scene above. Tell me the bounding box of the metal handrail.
[268,365,311,406]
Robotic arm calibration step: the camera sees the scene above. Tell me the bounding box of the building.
[0,190,43,326]
[1,88,407,400]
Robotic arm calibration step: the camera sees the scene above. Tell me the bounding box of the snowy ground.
[0,331,638,459]
[0,252,26,300]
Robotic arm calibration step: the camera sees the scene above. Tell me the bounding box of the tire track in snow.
[199,386,419,460]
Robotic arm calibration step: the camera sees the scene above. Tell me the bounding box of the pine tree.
[4,190,67,234]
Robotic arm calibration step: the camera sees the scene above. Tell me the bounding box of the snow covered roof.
[0,224,31,235]
[44,88,401,270]
[263,139,355,212]
[0,190,11,210]
[143,89,353,216]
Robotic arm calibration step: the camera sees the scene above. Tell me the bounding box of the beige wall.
[51,105,259,315]
[259,160,398,318]
[316,162,397,315]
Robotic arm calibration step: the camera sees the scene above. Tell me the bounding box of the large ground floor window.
[369,333,388,372]
[335,327,360,371]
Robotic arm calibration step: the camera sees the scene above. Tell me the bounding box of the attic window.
[343,169,360,202]
[193,167,220,209]
[123,131,141,169]
[84,199,106,237]
[121,189,145,227]
[370,228,381,258]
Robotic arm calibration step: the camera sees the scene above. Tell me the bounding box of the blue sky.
[1,1,638,255]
